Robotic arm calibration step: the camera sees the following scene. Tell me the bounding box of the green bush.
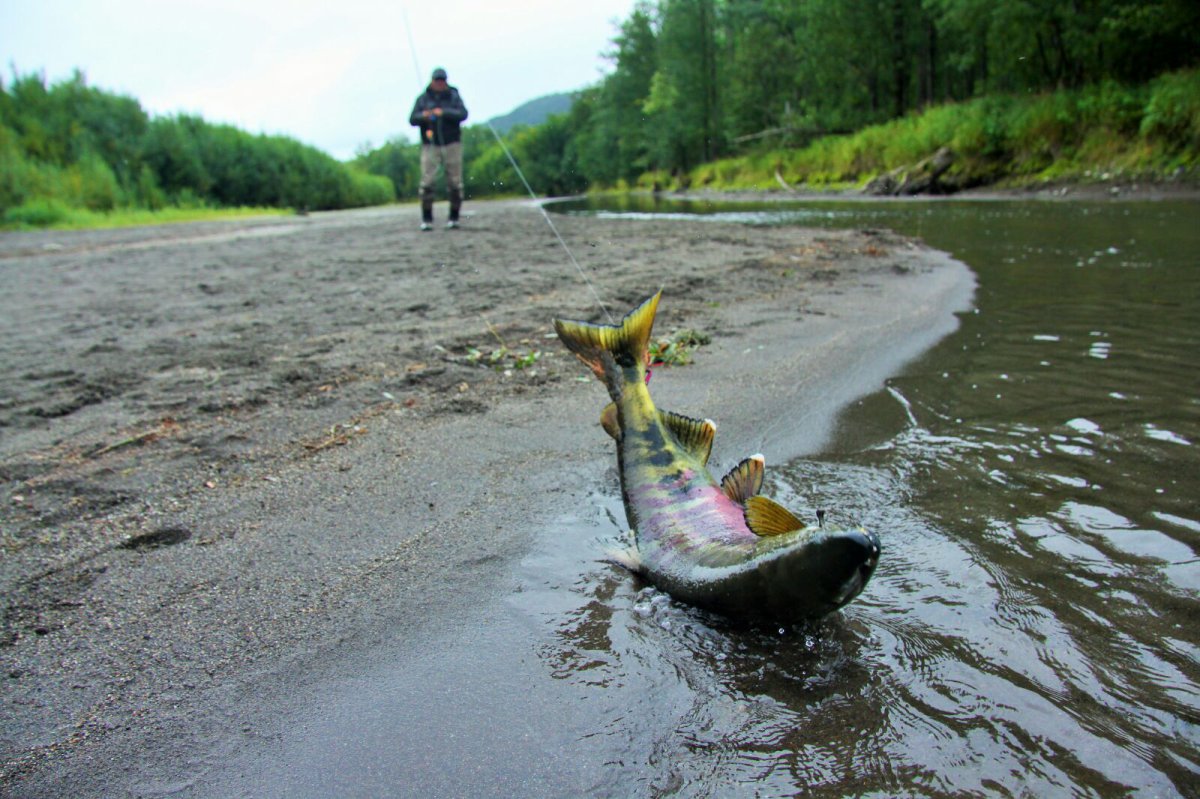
[1077,81,1144,136]
[346,168,395,207]
[353,136,421,199]
[133,163,167,210]
[73,152,122,210]
[1,70,397,226]
[0,124,34,209]
[3,197,76,228]
[1010,92,1079,163]
[1141,69,1200,151]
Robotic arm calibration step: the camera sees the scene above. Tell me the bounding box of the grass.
[650,329,711,367]
[465,345,543,371]
[661,68,1200,193]
[1,200,292,231]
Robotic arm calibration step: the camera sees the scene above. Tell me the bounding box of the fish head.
[819,526,881,608]
[752,525,881,619]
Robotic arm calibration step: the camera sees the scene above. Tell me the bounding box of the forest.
[3,0,1198,227]
[565,0,1199,183]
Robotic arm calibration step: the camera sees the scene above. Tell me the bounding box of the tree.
[648,0,722,172]
[570,3,660,184]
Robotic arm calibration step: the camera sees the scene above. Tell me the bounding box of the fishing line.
[485,121,614,324]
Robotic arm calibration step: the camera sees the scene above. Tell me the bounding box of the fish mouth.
[715,526,881,620]
[832,528,881,606]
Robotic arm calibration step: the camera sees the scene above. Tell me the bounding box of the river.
[542,195,1200,796]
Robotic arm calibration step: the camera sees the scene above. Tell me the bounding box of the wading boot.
[420,188,435,231]
[447,188,462,229]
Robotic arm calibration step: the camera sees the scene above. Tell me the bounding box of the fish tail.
[554,291,660,398]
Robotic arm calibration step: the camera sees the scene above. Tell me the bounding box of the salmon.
[554,291,880,621]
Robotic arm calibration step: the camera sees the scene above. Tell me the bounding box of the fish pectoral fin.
[659,409,715,465]
[603,544,643,573]
[600,402,622,441]
[721,454,765,504]
[744,495,806,537]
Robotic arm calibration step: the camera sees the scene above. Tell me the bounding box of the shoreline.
[580,176,1200,204]
[0,198,973,794]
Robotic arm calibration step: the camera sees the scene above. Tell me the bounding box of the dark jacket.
[409,85,468,146]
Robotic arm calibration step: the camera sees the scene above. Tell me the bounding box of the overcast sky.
[1,0,638,160]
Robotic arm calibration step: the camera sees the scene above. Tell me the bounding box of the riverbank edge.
[581,176,1200,205]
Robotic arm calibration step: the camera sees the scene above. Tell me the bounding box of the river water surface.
[221,197,1198,798]
[542,196,1200,796]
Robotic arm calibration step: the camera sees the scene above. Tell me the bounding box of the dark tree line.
[564,0,1199,184]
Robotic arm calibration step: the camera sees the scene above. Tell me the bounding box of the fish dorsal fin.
[600,402,621,441]
[659,410,715,465]
[744,495,805,537]
[721,454,765,505]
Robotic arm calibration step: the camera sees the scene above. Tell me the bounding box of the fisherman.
[409,67,468,231]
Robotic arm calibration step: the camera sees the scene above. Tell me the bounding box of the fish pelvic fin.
[744,495,806,537]
[600,402,621,441]
[721,454,765,505]
[660,410,715,465]
[603,544,643,574]
[553,292,661,398]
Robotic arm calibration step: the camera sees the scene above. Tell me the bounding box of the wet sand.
[0,199,973,795]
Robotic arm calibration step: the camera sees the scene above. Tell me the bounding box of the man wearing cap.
[409,67,469,230]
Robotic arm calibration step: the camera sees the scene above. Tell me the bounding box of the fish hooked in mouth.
[555,291,880,622]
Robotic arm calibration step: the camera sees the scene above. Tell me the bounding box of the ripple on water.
[1144,423,1192,446]
[533,428,1195,795]
[1059,500,1196,564]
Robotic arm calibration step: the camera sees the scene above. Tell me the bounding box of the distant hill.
[485,92,574,134]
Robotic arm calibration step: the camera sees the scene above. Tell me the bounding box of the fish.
[554,291,880,621]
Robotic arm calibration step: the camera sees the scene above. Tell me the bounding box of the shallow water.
[220,198,1198,797]
[539,196,1200,796]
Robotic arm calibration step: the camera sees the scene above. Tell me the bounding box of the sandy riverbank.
[1,198,973,795]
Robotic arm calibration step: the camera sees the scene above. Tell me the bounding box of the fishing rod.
[401,8,423,93]
[401,12,445,158]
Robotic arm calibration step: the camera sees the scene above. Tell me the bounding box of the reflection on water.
[533,197,1200,796]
